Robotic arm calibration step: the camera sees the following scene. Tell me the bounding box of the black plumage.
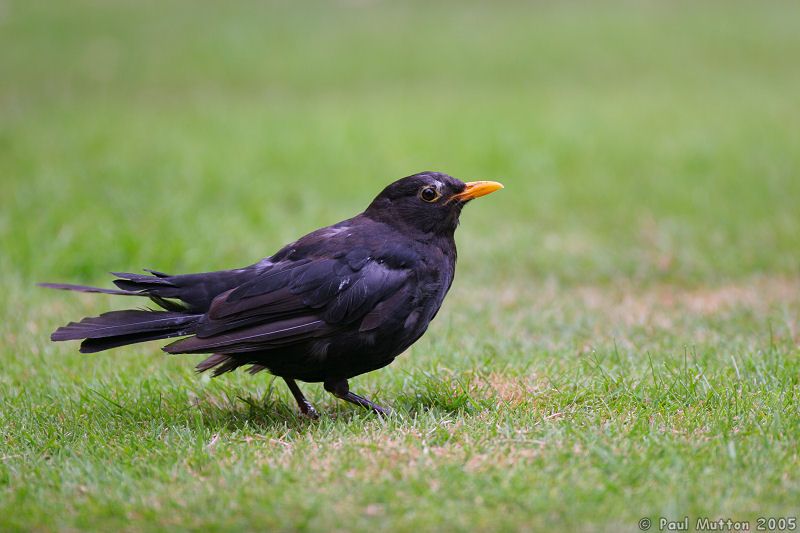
[43,172,503,416]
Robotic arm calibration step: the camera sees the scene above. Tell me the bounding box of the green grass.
[1,1,799,531]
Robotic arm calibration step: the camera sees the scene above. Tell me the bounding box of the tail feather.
[112,271,176,292]
[52,310,196,340]
[79,329,191,353]
[42,267,262,356]
[196,353,229,372]
[42,266,259,314]
[37,282,139,296]
[195,353,246,376]
[40,275,187,312]
[51,310,201,353]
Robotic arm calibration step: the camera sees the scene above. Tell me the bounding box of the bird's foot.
[298,400,320,419]
[324,379,391,417]
[283,378,319,420]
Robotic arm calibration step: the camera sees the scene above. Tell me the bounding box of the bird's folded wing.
[162,315,328,354]
[163,248,409,354]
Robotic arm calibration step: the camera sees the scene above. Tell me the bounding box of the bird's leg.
[283,378,319,419]
[324,379,391,416]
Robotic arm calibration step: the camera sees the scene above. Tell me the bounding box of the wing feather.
[164,316,328,354]
[170,248,411,354]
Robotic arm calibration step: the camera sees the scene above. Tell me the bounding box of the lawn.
[1,1,799,531]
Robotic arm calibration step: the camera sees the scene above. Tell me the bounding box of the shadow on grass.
[188,379,495,431]
[75,369,499,435]
[190,392,477,430]
[188,388,402,430]
[200,366,506,427]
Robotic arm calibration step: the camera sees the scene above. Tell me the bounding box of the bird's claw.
[300,403,319,419]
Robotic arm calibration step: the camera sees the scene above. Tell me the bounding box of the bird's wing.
[163,247,410,354]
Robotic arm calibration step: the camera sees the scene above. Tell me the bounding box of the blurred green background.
[3,0,798,286]
[2,1,799,531]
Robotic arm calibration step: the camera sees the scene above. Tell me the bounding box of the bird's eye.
[419,186,440,203]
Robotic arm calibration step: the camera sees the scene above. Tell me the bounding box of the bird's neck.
[363,202,461,241]
[364,211,457,245]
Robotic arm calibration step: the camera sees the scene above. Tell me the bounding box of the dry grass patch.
[454,275,800,350]
[470,275,799,322]
[471,371,549,406]
[577,276,800,326]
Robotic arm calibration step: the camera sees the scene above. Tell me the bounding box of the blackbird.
[43,172,503,416]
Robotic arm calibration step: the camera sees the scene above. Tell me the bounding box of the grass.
[1,0,799,531]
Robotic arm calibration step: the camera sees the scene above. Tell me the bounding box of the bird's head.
[364,172,504,236]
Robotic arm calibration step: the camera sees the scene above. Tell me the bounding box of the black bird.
[42,172,503,416]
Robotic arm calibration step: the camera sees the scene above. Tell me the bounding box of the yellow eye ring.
[419,186,440,203]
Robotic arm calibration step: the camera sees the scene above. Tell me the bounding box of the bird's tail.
[50,310,201,354]
[37,282,140,297]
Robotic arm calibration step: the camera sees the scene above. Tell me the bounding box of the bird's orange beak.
[450,181,505,202]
